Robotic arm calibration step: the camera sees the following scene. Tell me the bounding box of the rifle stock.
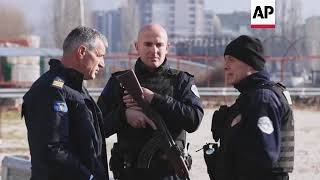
[116,69,190,179]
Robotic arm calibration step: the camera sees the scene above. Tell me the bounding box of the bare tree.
[0,3,30,38]
[277,0,303,41]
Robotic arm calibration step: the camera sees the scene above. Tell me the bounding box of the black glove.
[211,105,229,141]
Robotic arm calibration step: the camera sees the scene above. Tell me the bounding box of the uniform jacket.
[22,59,109,180]
[225,70,293,178]
[97,58,203,175]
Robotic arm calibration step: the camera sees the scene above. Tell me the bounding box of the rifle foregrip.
[167,145,190,179]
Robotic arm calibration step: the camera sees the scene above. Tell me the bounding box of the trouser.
[114,168,184,180]
[236,172,289,180]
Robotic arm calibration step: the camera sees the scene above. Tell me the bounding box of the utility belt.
[202,142,289,180]
[201,142,232,180]
[110,142,192,179]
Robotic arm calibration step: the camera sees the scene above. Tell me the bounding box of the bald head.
[135,23,170,71]
[137,24,168,43]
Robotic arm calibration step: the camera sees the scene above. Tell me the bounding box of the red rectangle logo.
[251,24,275,28]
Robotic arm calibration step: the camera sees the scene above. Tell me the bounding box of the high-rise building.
[93,10,121,53]
[305,16,320,84]
[217,11,251,36]
[133,0,205,39]
[204,10,222,36]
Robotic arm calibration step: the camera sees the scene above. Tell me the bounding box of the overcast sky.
[2,0,320,33]
[2,0,320,21]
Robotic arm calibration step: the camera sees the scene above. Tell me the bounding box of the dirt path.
[1,109,320,180]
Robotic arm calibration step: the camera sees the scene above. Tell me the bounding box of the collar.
[234,70,271,93]
[49,59,84,91]
[134,58,170,77]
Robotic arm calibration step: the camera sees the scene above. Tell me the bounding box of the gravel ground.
[1,108,319,180]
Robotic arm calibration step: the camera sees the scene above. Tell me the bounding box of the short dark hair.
[62,26,107,53]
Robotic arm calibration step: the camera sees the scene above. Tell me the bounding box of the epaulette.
[168,68,195,77]
[276,82,287,89]
[51,77,64,89]
[184,71,195,78]
[167,68,180,76]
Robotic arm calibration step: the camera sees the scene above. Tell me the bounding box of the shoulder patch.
[51,77,64,89]
[53,101,68,113]
[191,85,200,98]
[257,116,274,134]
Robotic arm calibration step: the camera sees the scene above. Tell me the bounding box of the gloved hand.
[211,105,229,141]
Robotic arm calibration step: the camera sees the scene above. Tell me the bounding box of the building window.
[189,20,195,25]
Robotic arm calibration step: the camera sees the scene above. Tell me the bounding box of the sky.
[2,0,320,22]
[90,0,320,19]
[1,0,320,35]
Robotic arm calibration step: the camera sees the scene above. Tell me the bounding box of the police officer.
[98,24,204,179]
[22,26,109,180]
[209,35,294,180]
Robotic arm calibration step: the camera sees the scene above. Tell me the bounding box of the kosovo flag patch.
[53,101,68,113]
[51,77,64,89]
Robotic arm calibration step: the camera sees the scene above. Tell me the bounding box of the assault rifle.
[116,69,190,180]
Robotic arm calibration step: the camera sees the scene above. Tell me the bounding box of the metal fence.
[1,87,320,98]
[1,47,320,88]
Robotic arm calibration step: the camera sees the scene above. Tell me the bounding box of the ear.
[247,66,257,74]
[134,42,139,52]
[248,65,255,71]
[166,42,170,52]
[77,45,87,59]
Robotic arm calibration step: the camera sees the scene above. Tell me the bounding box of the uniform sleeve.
[25,87,92,179]
[235,89,283,171]
[150,73,204,133]
[97,75,127,137]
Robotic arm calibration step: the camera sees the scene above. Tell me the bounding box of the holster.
[203,143,219,180]
[109,143,124,179]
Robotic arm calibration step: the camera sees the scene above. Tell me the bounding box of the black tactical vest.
[135,68,187,148]
[210,82,294,180]
[261,82,294,173]
[243,82,294,173]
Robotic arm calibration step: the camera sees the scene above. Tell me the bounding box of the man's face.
[80,38,106,80]
[224,55,254,85]
[135,29,169,71]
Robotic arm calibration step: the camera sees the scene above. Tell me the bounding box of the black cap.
[224,35,265,71]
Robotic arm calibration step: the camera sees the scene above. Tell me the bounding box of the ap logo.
[251,0,276,28]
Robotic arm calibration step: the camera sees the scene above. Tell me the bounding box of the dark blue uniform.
[98,58,203,179]
[232,71,284,175]
[22,59,109,180]
[212,70,293,180]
